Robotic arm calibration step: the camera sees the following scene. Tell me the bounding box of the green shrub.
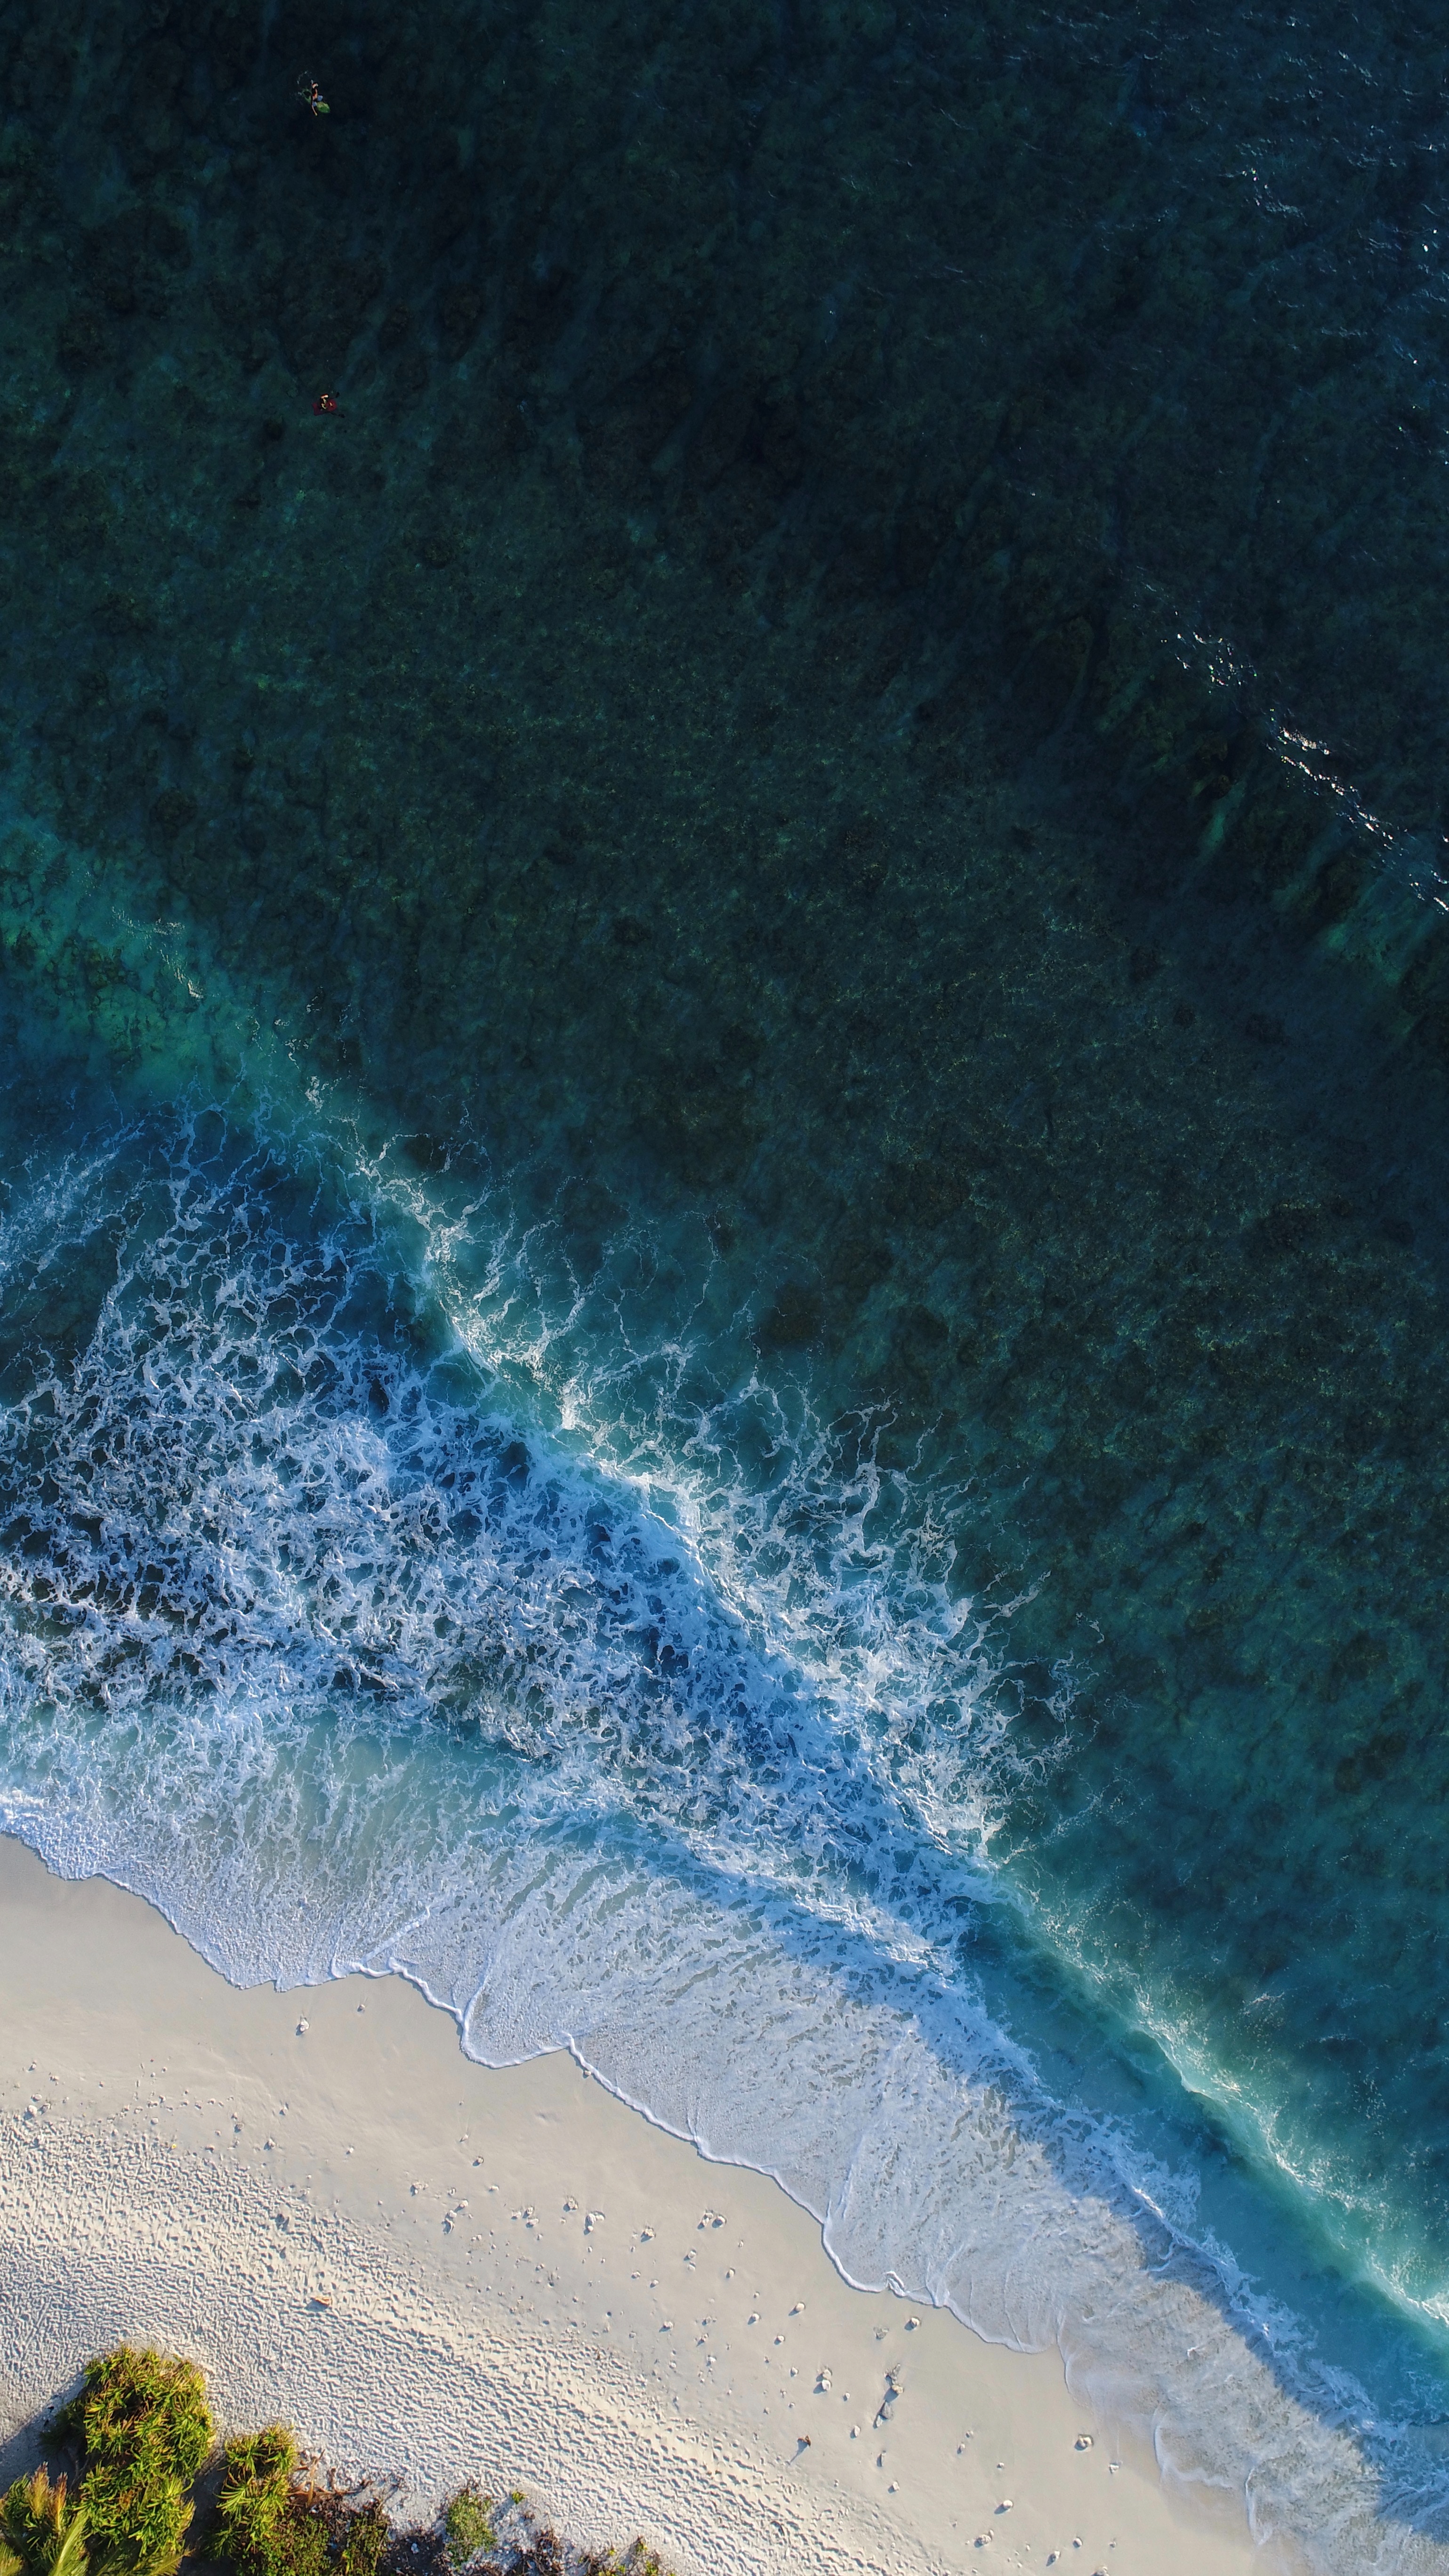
[215,2430,384,2576]
[0,2470,88,2576]
[216,2429,298,2529]
[332,2506,385,2576]
[215,2431,322,2576]
[66,2348,212,2576]
[69,2351,212,2490]
[442,2488,496,2568]
[11,2347,670,2576]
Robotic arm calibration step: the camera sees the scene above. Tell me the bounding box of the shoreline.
[0,1834,1264,2575]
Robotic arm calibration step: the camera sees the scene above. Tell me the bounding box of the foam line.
[0,1090,1444,2570]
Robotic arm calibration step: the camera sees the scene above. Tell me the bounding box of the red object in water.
[312,393,342,416]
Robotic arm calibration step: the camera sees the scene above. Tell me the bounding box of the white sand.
[0,1834,1267,2575]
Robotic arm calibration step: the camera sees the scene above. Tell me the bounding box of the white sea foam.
[0,1103,1446,2573]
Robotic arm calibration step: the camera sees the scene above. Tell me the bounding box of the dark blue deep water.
[8,0,1449,2559]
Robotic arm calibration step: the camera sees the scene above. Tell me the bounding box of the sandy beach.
[0,1835,1268,2576]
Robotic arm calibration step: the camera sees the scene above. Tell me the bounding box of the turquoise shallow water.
[9,0,1449,2560]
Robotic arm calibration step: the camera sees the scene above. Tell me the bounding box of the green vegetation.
[329,2519,384,2576]
[2,2351,670,2576]
[59,2350,212,2576]
[440,2492,495,2570]
[215,2429,323,2576]
[0,2471,88,2576]
[437,2523,667,2576]
[214,2429,384,2576]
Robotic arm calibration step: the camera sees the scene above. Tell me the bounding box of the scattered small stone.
[1075,2434,1094,2450]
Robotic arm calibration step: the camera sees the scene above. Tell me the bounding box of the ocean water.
[8,0,1449,2563]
